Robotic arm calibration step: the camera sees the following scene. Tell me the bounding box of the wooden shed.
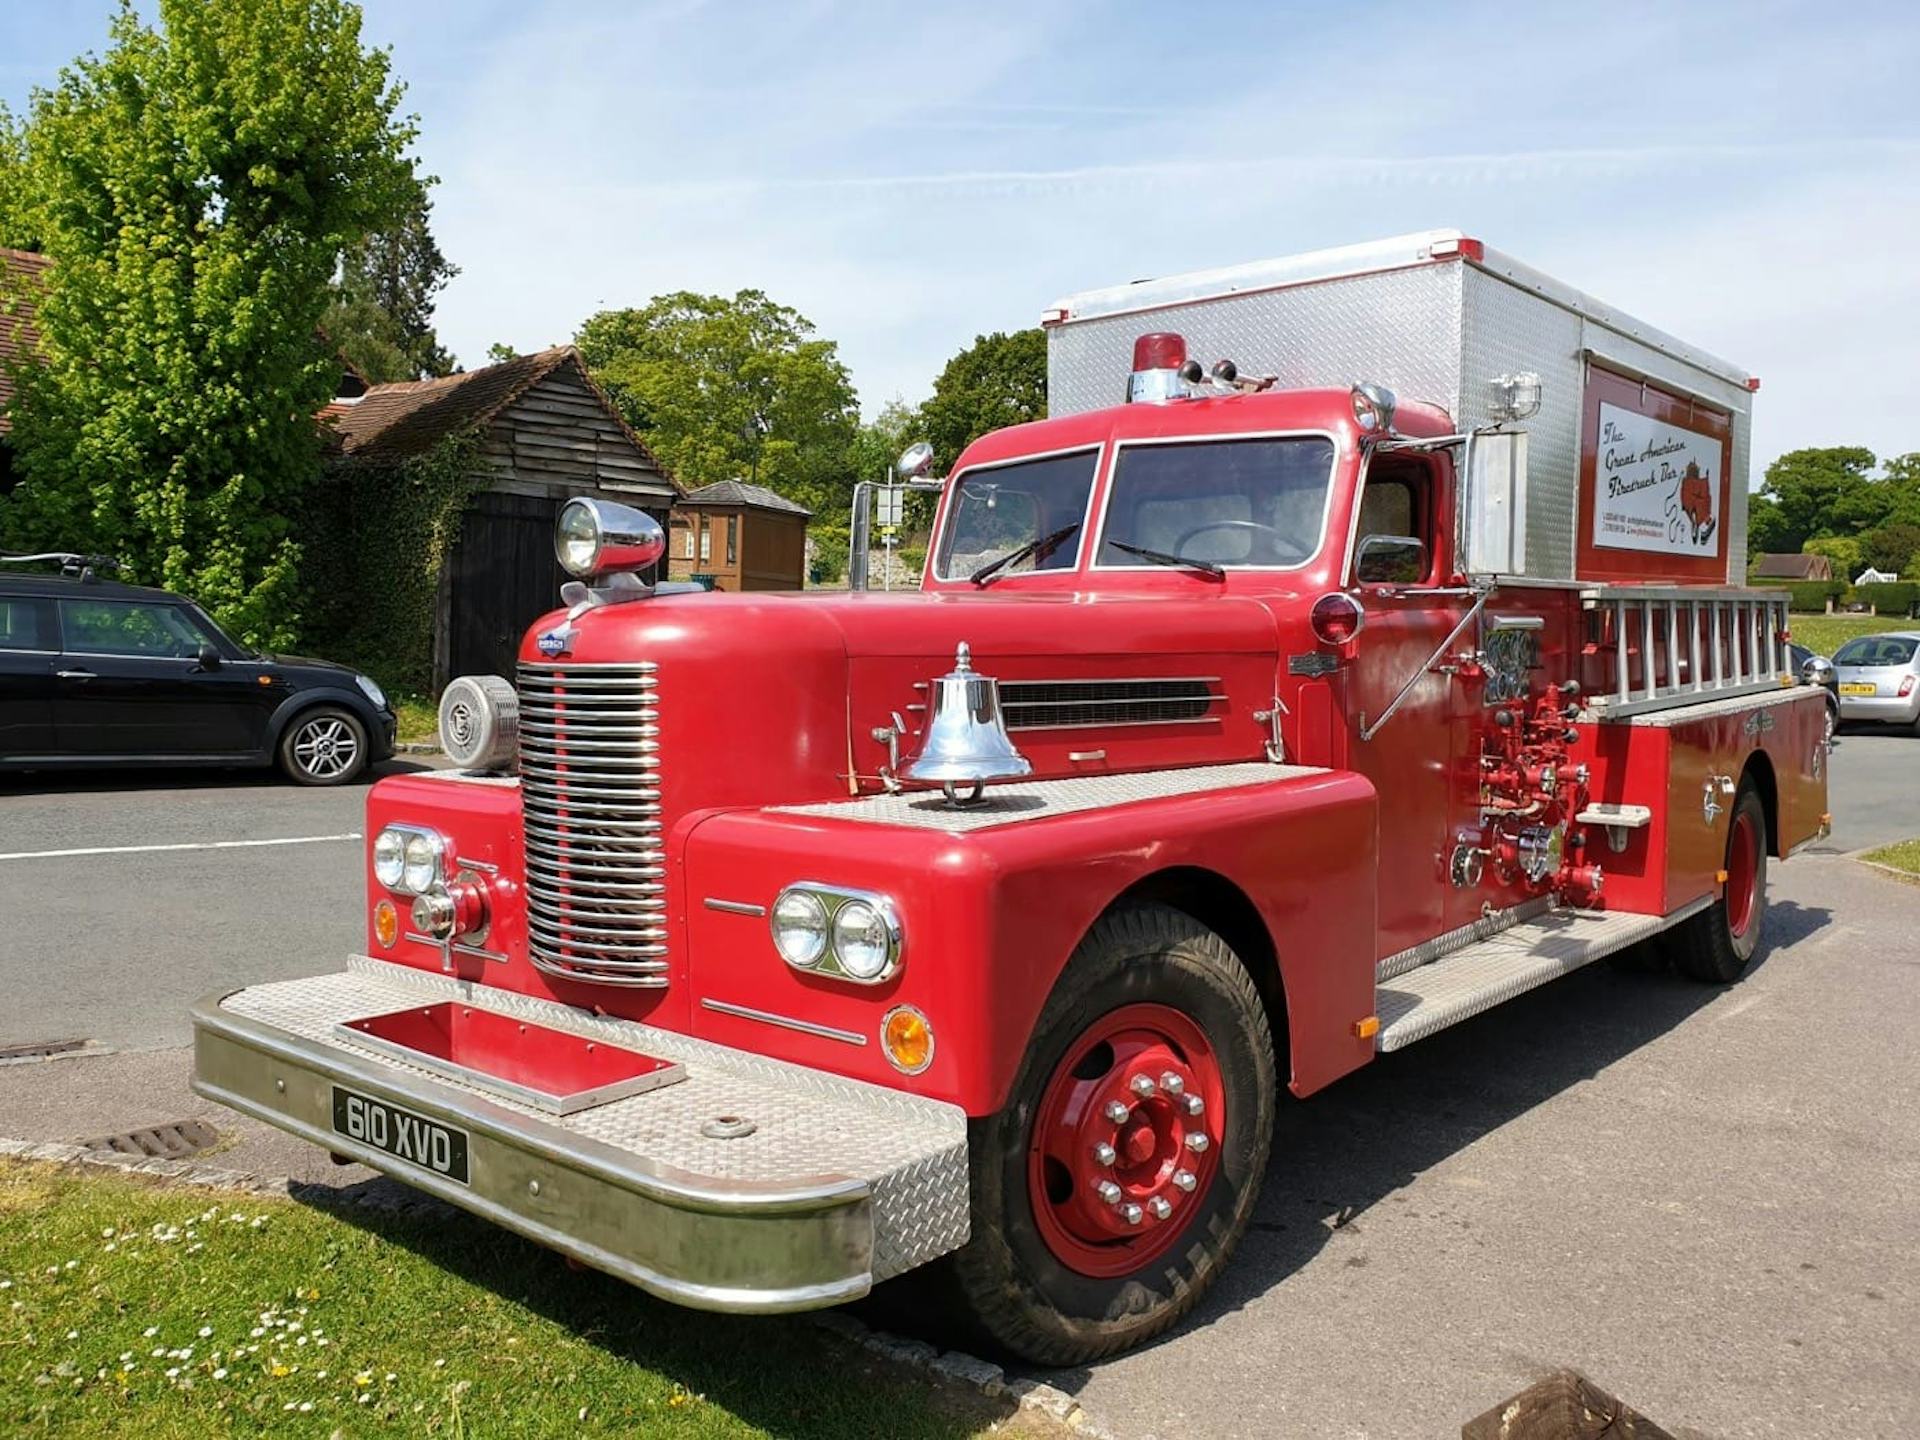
[326,345,676,685]
[668,480,811,592]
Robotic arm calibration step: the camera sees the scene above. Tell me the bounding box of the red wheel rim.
[1726,807,1760,939]
[1026,1003,1225,1278]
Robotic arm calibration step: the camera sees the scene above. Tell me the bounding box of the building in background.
[1751,553,1834,582]
[668,480,810,592]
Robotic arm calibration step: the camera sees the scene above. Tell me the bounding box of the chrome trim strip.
[704,898,767,917]
[701,998,867,1047]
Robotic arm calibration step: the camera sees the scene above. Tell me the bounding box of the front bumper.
[191,958,968,1312]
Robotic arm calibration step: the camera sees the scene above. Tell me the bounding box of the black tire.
[941,903,1276,1365]
[1665,782,1767,984]
[277,705,371,786]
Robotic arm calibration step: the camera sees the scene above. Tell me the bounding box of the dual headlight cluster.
[770,884,903,984]
[372,825,444,895]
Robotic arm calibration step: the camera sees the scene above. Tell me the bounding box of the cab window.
[1353,454,1437,584]
[936,449,1099,581]
[59,599,213,658]
[1096,437,1337,568]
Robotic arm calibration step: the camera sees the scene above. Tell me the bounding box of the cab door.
[52,597,260,755]
[1339,449,1473,965]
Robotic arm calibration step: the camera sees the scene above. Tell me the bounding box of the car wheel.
[941,903,1276,1365]
[1664,782,1767,984]
[278,706,370,786]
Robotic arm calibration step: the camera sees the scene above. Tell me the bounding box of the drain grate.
[0,1038,88,1062]
[84,1119,222,1159]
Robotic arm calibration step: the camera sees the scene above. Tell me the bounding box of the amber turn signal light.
[882,1006,934,1075]
[373,899,399,949]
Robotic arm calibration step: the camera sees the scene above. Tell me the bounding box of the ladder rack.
[1582,585,1791,720]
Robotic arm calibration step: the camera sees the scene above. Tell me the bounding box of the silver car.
[1833,631,1920,731]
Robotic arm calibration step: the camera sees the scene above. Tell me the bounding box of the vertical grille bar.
[516,662,669,988]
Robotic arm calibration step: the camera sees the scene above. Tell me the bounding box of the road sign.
[874,486,904,526]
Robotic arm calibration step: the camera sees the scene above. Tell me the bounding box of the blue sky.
[5,1,1918,478]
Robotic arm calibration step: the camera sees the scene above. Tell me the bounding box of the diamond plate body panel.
[1374,907,1672,1051]
[220,958,968,1278]
[772,761,1324,832]
[1048,237,1754,585]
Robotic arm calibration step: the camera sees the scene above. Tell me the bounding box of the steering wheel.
[1171,518,1306,565]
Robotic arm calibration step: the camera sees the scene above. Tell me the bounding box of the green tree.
[1860,522,1920,577]
[1747,492,1791,557]
[1,0,418,647]
[1803,535,1863,580]
[575,290,859,519]
[1755,447,1883,552]
[919,328,1046,471]
[0,105,36,251]
[485,342,518,364]
[321,184,457,382]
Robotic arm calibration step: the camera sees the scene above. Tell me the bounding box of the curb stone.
[0,1136,1123,1437]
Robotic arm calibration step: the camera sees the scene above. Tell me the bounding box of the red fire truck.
[194,231,1830,1364]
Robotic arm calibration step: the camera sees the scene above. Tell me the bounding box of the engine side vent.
[998,677,1223,730]
[517,662,668,989]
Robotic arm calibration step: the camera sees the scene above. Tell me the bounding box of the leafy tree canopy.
[1,0,420,648]
[1860,521,1920,577]
[0,105,36,251]
[919,328,1046,472]
[575,290,859,520]
[322,183,457,383]
[1755,447,1884,553]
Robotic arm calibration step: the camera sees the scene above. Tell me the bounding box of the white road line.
[0,833,362,862]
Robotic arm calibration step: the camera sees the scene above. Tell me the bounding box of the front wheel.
[1665,781,1767,983]
[943,903,1276,1365]
[278,707,370,786]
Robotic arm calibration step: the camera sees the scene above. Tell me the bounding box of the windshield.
[935,449,1099,581]
[1834,636,1918,667]
[1097,436,1337,569]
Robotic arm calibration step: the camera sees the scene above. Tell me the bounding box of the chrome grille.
[999,677,1222,730]
[517,662,669,988]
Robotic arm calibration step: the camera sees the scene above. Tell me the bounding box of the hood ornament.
[904,643,1033,806]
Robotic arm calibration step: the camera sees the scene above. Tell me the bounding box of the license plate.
[331,1086,469,1185]
[1840,682,1877,696]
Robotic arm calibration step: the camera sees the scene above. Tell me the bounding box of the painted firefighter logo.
[1669,460,1716,548]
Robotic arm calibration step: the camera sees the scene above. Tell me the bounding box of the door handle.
[56,669,95,680]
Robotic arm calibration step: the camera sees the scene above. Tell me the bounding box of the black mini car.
[0,556,395,785]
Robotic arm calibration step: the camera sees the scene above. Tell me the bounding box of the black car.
[0,557,395,785]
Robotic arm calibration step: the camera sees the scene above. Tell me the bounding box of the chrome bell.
[903,642,1032,805]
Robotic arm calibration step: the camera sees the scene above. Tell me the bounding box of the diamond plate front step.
[1374,905,1697,1052]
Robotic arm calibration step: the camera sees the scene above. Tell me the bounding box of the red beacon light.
[1128,332,1192,405]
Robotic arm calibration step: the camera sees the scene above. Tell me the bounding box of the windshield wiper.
[969,522,1081,586]
[1106,539,1225,578]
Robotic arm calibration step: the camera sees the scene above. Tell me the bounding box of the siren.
[1127,332,1191,405]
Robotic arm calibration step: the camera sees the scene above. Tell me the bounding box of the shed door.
[446,492,569,684]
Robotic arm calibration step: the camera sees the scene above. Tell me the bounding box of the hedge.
[1754,579,1847,613]
[1856,581,1920,617]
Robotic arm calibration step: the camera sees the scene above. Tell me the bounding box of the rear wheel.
[1666,781,1767,983]
[943,903,1275,1365]
[278,706,370,786]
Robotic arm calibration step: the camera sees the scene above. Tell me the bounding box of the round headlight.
[770,890,829,967]
[372,828,407,889]
[556,498,602,577]
[832,899,895,980]
[401,832,441,894]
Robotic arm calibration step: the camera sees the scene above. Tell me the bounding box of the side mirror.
[896,441,936,481]
[1355,534,1428,585]
[195,642,222,670]
[1461,429,1529,576]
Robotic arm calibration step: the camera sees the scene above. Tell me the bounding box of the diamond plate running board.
[1374,902,1706,1053]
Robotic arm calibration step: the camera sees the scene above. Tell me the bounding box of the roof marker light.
[1128,332,1190,405]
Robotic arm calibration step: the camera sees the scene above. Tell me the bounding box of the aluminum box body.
[1043,230,1755,584]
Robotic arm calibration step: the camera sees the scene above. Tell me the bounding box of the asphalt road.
[1,732,1917,1437]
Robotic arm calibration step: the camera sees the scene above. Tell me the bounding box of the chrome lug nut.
[1148,1195,1173,1220]
[1159,1071,1185,1096]
[1095,1180,1122,1205]
[1121,1203,1144,1226]
[1092,1141,1117,1167]
[1129,1073,1157,1098]
[1103,1100,1131,1124]
[1185,1131,1210,1153]
[1172,1168,1198,1191]
[1182,1093,1204,1116]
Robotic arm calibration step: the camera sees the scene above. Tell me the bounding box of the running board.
[1374,902,1706,1053]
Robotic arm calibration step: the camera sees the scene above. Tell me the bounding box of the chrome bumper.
[191,960,969,1313]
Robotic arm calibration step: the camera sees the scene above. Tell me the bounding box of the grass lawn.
[389,693,438,746]
[0,1160,1045,1439]
[1785,614,1899,657]
[1860,839,1920,876]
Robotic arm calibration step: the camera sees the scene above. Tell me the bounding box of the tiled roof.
[1751,553,1831,581]
[677,478,812,517]
[0,247,52,436]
